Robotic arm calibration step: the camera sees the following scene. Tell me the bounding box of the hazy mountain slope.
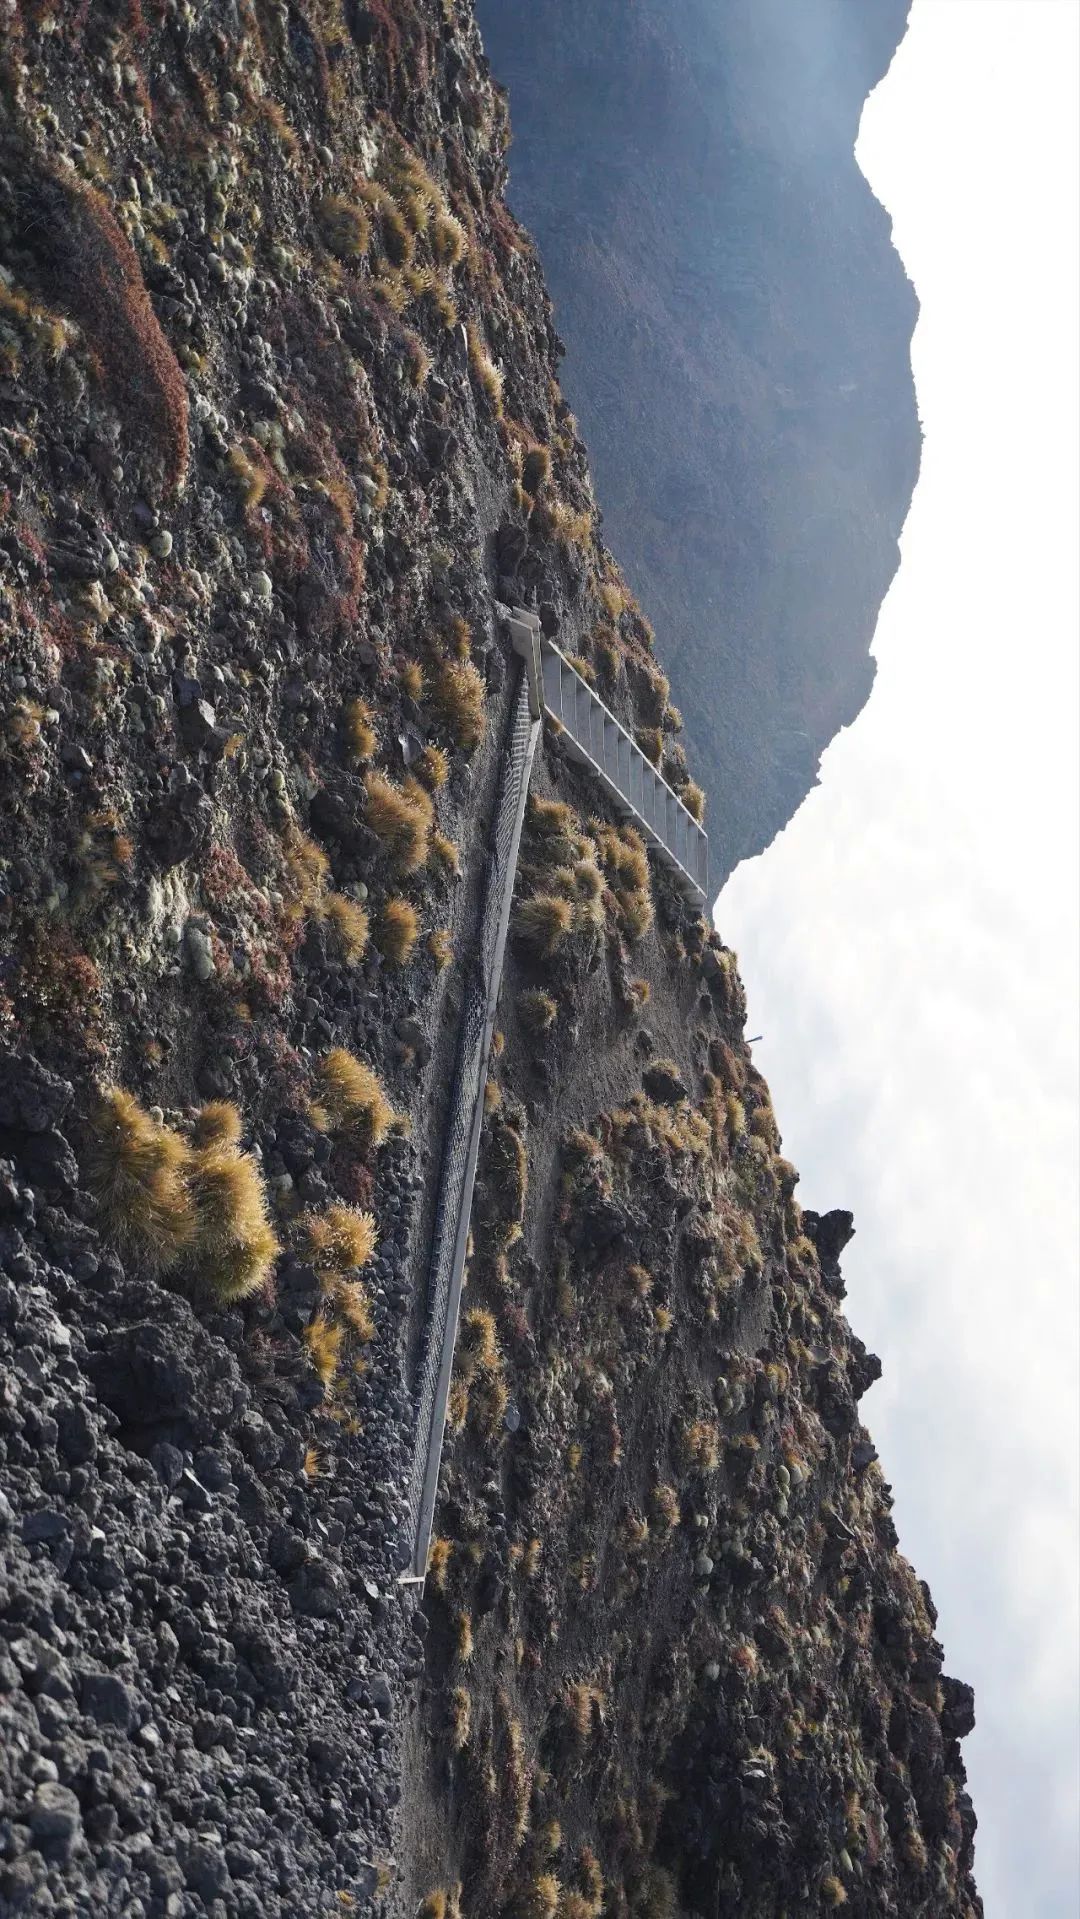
[476,0,921,881]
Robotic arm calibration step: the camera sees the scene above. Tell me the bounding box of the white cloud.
[716,4,1080,1912]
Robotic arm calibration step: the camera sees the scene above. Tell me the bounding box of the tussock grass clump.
[466,321,504,415]
[522,445,551,496]
[432,831,460,875]
[519,988,557,1033]
[428,1536,453,1591]
[528,797,574,838]
[514,893,573,958]
[651,1483,681,1530]
[449,1686,471,1752]
[355,179,413,266]
[303,1314,344,1391]
[680,1417,720,1473]
[399,659,425,700]
[636,726,662,766]
[431,209,467,266]
[331,1277,376,1343]
[315,1047,396,1150]
[190,1100,243,1151]
[376,895,420,965]
[299,1204,377,1273]
[343,695,377,765]
[283,827,331,908]
[596,822,654,942]
[517,1875,560,1919]
[316,194,371,260]
[415,743,450,791]
[323,893,370,964]
[185,1140,280,1303]
[363,771,432,872]
[681,779,706,824]
[86,1090,280,1302]
[84,1089,194,1272]
[821,1876,848,1909]
[429,658,486,751]
[429,927,453,969]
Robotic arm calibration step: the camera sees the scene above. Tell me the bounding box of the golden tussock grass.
[376,895,420,965]
[323,893,370,964]
[299,1203,378,1272]
[466,322,504,416]
[449,1685,471,1752]
[682,779,706,823]
[513,893,574,958]
[518,987,557,1033]
[429,928,453,969]
[343,696,377,765]
[284,828,331,909]
[363,772,432,872]
[431,831,460,875]
[330,1276,376,1344]
[522,445,551,495]
[303,1313,344,1390]
[84,1089,194,1273]
[315,194,371,260]
[190,1100,243,1150]
[315,1047,396,1150]
[429,658,486,751]
[185,1142,281,1304]
[415,743,450,790]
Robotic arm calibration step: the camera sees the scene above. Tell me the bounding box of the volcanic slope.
[0,5,976,1918]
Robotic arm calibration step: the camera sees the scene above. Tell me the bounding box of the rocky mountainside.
[0,5,975,1918]
[475,0,921,881]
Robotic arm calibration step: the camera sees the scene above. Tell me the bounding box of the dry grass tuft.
[415,743,450,791]
[429,658,486,751]
[429,928,453,970]
[303,1313,345,1390]
[316,194,372,260]
[682,779,706,824]
[331,1277,376,1344]
[84,1089,194,1273]
[519,988,557,1033]
[376,896,420,965]
[517,1875,560,1919]
[190,1100,243,1150]
[315,1048,396,1150]
[284,828,331,909]
[466,322,504,415]
[323,893,370,964]
[343,696,377,765]
[432,831,461,875]
[449,1685,471,1752]
[514,893,574,958]
[299,1204,377,1273]
[652,1483,681,1531]
[522,445,551,496]
[185,1142,280,1304]
[364,772,432,872]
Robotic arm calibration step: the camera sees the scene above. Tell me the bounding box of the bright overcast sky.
[717,3,1079,1914]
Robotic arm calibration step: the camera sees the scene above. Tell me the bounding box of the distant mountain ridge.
[476,0,920,883]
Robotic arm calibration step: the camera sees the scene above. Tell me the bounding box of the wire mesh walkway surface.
[401,670,541,1581]
[401,617,709,1585]
[540,639,708,903]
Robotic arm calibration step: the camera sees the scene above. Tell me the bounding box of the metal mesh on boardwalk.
[402,671,540,1579]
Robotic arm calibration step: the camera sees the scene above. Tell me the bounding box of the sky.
[716,3,1079,1913]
